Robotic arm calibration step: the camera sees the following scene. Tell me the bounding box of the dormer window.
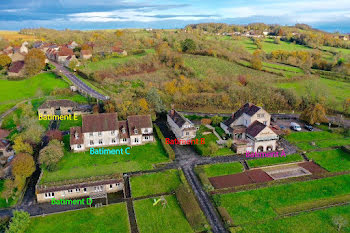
[75,132,79,139]
[134,129,138,134]
[111,130,115,135]
[122,128,126,134]
[145,129,148,133]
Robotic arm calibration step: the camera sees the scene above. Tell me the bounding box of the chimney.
[170,104,175,116]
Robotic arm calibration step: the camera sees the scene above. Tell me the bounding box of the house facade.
[167,109,197,144]
[36,175,124,203]
[80,50,92,60]
[221,103,278,153]
[70,113,153,151]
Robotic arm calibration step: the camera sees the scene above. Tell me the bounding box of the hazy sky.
[0,0,349,32]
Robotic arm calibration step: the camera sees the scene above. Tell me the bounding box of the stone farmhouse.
[70,113,153,151]
[221,103,279,154]
[80,50,92,60]
[36,174,124,203]
[38,100,92,116]
[167,109,197,144]
[7,61,25,77]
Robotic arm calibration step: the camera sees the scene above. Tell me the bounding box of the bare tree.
[332,216,348,233]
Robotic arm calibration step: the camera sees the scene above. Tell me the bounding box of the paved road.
[51,61,109,101]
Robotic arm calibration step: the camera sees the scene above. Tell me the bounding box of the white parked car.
[290,122,302,131]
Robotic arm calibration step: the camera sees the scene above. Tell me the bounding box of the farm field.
[240,204,350,233]
[197,162,244,177]
[0,30,36,41]
[134,195,193,233]
[130,169,181,198]
[307,149,350,172]
[277,78,350,112]
[27,203,130,233]
[247,154,304,168]
[213,174,350,225]
[40,135,169,184]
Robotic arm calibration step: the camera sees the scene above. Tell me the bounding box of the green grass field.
[27,203,130,233]
[0,73,69,103]
[194,126,233,156]
[58,115,82,131]
[277,78,350,113]
[240,204,350,233]
[198,162,243,177]
[213,174,350,225]
[40,136,170,184]
[307,149,350,172]
[130,170,181,198]
[134,195,193,233]
[247,154,304,168]
[81,49,154,72]
[285,131,349,150]
[183,54,279,80]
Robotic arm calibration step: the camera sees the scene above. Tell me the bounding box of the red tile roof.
[70,127,84,145]
[58,47,74,56]
[8,61,24,73]
[127,115,152,136]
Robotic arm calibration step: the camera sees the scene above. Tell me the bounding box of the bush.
[154,124,175,160]
[201,118,212,125]
[218,206,234,226]
[175,184,208,232]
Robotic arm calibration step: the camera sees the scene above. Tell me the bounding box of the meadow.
[197,162,244,177]
[27,203,130,233]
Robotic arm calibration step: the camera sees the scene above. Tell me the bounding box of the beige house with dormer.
[70,113,153,151]
[221,103,278,153]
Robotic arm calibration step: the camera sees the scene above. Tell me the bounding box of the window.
[89,133,93,137]
[44,111,47,114]
[134,138,139,143]
[122,128,126,134]
[83,188,87,193]
[68,109,71,113]
[263,121,267,125]
[116,183,120,187]
[99,139,103,145]
[68,189,73,193]
[76,188,80,192]
[111,130,115,135]
[145,136,149,140]
[77,144,82,149]
[94,186,103,192]
[122,138,127,142]
[45,192,54,198]
[185,132,189,136]
[134,129,138,134]
[145,129,148,133]
[109,184,113,189]
[98,132,102,136]
[90,140,94,145]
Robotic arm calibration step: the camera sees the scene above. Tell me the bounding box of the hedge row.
[175,184,208,232]
[154,124,175,160]
[217,206,234,226]
[275,194,350,215]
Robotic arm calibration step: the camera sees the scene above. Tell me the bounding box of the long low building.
[70,113,154,151]
[36,174,123,203]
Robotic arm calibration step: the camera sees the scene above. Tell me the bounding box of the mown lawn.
[130,170,181,198]
[240,204,350,233]
[308,149,350,172]
[134,195,193,233]
[0,72,69,103]
[27,203,130,233]
[277,78,350,113]
[198,162,244,177]
[247,154,304,168]
[194,126,233,156]
[40,136,170,184]
[213,174,350,225]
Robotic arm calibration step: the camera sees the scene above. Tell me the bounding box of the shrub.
[218,206,234,226]
[154,125,175,160]
[201,118,212,125]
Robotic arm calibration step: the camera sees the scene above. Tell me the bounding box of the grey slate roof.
[246,121,266,137]
[223,103,261,127]
[168,109,188,128]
